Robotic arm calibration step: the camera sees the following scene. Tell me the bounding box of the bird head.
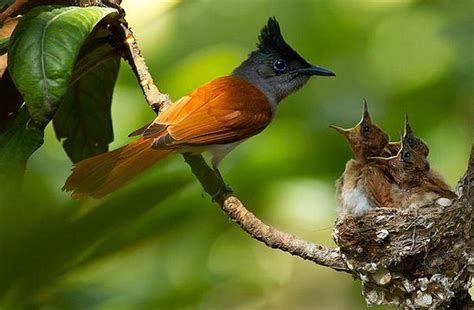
[402,114,429,157]
[398,134,431,172]
[233,17,335,103]
[370,133,430,185]
[329,100,389,163]
[387,115,429,157]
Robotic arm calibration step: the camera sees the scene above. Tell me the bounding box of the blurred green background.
[1,0,473,308]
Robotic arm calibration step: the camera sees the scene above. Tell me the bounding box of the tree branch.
[116,20,348,273]
[183,154,348,271]
[119,22,170,114]
[220,193,347,270]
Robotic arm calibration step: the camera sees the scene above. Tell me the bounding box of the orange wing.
[140,76,273,148]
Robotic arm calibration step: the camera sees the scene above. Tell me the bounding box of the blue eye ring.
[273,59,287,72]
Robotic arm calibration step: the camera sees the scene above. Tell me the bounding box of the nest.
[333,196,472,309]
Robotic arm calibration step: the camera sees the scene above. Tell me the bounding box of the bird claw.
[212,185,233,203]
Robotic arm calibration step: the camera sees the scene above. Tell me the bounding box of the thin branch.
[0,0,27,24]
[116,19,348,272]
[221,194,347,270]
[120,23,170,114]
[184,154,348,271]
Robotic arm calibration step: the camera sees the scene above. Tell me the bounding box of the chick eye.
[273,59,287,72]
[403,151,411,160]
[407,137,414,145]
[363,125,370,133]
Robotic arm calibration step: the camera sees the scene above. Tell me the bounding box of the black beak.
[297,65,335,77]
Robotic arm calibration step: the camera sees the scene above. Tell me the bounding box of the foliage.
[0,0,472,309]
[7,6,116,125]
[0,0,14,9]
[1,5,118,181]
[0,37,7,54]
[53,41,120,162]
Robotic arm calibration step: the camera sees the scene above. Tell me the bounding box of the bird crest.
[257,17,307,63]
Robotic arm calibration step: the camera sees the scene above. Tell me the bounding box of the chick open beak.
[328,125,350,136]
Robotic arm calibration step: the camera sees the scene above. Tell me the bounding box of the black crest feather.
[258,17,285,51]
[257,17,307,63]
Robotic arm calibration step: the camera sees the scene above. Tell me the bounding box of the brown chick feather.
[362,165,396,209]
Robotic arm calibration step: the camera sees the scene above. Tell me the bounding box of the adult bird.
[64,17,335,199]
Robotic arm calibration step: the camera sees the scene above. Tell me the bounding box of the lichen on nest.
[333,198,471,308]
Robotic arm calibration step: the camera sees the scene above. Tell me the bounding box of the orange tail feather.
[63,138,174,199]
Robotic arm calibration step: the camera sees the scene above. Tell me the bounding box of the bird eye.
[407,137,414,145]
[403,151,411,161]
[363,125,370,133]
[273,59,287,72]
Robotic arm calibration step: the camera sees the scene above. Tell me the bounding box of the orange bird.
[63,17,335,199]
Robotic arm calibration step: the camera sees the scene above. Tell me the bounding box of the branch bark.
[183,154,347,271]
[119,23,170,114]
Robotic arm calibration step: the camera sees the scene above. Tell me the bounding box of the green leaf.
[0,106,43,171]
[0,68,23,132]
[8,5,116,127]
[0,37,8,55]
[53,43,120,163]
[0,0,14,8]
[0,105,44,196]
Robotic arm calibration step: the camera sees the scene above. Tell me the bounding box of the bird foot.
[212,185,233,203]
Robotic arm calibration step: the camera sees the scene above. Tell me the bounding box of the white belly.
[179,141,244,168]
[207,141,244,167]
[341,181,375,216]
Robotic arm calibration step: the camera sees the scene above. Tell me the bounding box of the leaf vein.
[39,8,75,113]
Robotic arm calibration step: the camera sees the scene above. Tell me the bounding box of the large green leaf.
[0,105,44,196]
[8,5,116,127]
[0,69,23,132]
[0,37,8,55]
[53,41,120,163]
[0,106,43,170]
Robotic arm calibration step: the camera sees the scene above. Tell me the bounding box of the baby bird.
[330,101,389,164]
[386,115,429,157]
[371,123,457,209]
[330,101,393,216]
